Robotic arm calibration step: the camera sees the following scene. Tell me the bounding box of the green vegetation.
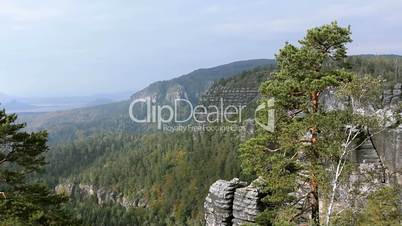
[214,65,276,88]
[358,186,402,226]
[240,22,397,225]
[19,55,400,145]
[346,54,402,85]
[332,186,402,226]
[44,131,243,225]
[170,59,275,103]
[7,28,402,226]
[20,59,276,144]
[0,109,79,225]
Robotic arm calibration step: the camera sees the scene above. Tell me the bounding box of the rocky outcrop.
[204,178,262,226]
[205,84,402,225]
[130,59,274,104]
[371,83,402,183]
[204,179,245,226]
[55,183,75,197]
[55,183,147,209]
[383,83,401,107]
[320,83,402,181]
[165,83,189,103]
[372,125,402,183]
[131,81,190,104]
[232,180,264,226]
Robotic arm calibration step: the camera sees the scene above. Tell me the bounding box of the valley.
[13,55,402,225]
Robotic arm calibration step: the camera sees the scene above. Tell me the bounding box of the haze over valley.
[1,1,402,226]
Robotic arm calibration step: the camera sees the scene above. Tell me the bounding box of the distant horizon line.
[2,53,401,99]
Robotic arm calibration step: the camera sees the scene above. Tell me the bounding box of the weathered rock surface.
[205,84,401,225]
[55,183,147,209]
[383,83,402,107]
[232,180,263,226]
[372,125,402,184]
[204,178,246,226]
[321,84,402,181]
[204,178,263,226]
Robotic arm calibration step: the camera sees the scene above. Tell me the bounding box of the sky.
[0,0,401,97]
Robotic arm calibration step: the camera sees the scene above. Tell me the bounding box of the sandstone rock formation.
[204,178,263,226]
[205,84,401,225]
[320,83,402,181]
[55,183,147,209]
[204,179,245,226]
[232,180,264,226]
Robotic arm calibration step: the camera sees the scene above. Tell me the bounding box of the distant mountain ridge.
[20,59,275,142]
[0,91,135,113]
[131,59,275,103]
[43,55,402,225]
[3,100,38,112]
[18,55,402,143]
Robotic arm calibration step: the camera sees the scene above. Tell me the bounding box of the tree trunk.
[310,91,320,225]
[311,91,319,113]
[310,175,320,225]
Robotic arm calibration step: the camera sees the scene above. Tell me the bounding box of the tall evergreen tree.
[240,22,382,225]
[0,108,80,225]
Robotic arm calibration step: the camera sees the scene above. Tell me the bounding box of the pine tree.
[0,108,80,225]
[240,22,382,225]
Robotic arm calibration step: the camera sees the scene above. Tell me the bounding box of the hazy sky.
[0,0,401,97]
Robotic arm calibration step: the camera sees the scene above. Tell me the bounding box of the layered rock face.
[374,83,402,183]
[321,83,402,181]
[204,179,245,226]
[383,83,401,107]
[373,125,402,183]
[232,181,264,226]
[204,178,262,226]
[55,183,147,209]
[130,81,190,104]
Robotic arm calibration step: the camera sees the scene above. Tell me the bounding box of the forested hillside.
[45,131,244,225]
[19,55,401,143]
[132,59,275,103]
[346,55,402,84]
[15,55,402,226]
[20,59,275,144]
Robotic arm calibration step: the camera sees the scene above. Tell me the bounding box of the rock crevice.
[204,178,263,226]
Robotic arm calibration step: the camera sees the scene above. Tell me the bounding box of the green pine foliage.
[43,130,243,225]
[332,186,402,226]
[0,109,80,225]
[358,186,402,226]
[240,22,386,225]
[22,52,400,226]
[7,26,401,226]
